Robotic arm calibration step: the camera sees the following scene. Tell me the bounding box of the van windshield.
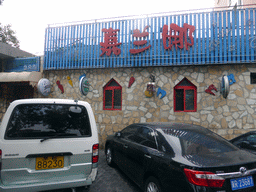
[5,104,92,139]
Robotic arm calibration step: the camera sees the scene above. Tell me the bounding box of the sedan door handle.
[144,154,151,159]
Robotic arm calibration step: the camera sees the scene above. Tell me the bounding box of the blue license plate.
[230,176,254,191]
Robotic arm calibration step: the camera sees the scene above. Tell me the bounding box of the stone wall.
[41,64,256,148]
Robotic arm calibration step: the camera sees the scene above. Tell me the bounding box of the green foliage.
[0,23,20,48]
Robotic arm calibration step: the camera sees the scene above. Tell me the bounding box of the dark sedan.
[105,122,256,192]
[230,131,256,154]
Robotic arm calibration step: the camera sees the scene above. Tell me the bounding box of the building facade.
[0,7,254,148]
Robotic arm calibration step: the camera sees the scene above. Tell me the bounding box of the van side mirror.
[115,132,121,137]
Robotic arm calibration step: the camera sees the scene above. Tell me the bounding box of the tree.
[0,23,20,48]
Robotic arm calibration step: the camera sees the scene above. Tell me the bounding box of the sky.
[0,0,214,56]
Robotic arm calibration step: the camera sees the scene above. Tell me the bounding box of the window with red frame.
[103,78,122,110]
[174,78,197,112]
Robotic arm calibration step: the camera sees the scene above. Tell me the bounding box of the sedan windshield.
[5,104,91,139]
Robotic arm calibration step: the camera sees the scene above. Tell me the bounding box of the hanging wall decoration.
[67,76,73,87]
[56,80,64,94]
[79,74,90,96]
[37,78,51,96]
[145,74,156,98]
[157,87,166,99]
[227,74,236,85]
[205,84,218,96]
[128,76,135,88]
[221,75,230,99]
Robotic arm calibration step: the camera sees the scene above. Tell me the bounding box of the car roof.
[131,122,206,131]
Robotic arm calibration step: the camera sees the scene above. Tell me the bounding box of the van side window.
[5,104,92,139]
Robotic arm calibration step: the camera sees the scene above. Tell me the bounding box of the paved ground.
[87,150,141,192]
[45,150,142,192]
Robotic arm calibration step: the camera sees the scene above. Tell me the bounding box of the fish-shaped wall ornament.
[56,80,64,94]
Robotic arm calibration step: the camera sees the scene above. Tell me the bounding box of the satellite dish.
[221,75,229,99]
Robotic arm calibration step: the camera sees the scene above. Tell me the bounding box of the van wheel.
[144,177,162,192]
[106,146,114,167]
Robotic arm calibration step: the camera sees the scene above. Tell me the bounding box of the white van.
[0,99,99,192]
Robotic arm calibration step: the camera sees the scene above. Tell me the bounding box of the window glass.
[161,128,237,156]
[103,79,122,110]
[233,134,256,146]
[178,78,192,86]
[114,89,121,109]
[108,80,120,87]
[174,78,196,112]
[251,73,256,84]
[128,127,157,149]
[121,126,138,140]
[5,104,91,139]
[175,89,184,111]
[139,127,157,149]
[185,90,194,110]
[105,90,112,109]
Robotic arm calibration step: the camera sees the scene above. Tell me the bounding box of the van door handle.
[144,154,151,159]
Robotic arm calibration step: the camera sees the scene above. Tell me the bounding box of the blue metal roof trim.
[44,8,256,70]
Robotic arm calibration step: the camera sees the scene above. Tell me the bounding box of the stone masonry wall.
[42,64,256,148]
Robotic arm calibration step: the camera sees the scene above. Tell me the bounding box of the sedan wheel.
[145,177,162,192]
[106,147,114,166]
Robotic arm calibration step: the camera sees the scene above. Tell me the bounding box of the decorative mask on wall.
[145,74,156,98]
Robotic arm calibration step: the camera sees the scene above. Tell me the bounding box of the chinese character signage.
[100,28,122,56]
[5,57,40,72]
[162,23,195,51]
[99,24,195,56]
[44,8,256,70]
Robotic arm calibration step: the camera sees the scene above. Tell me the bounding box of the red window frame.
[174,78,197,112]
[103,78,122,111]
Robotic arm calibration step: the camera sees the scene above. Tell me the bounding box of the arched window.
[103,78,122,110]
[174,78,197,112]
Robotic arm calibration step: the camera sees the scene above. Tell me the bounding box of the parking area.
[46,150,141,192]
[87,150,141,192]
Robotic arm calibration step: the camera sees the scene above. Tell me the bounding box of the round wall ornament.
[79,76,90,96]
[37,78,51,96]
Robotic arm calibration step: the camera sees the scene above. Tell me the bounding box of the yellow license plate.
[36,156,64,170]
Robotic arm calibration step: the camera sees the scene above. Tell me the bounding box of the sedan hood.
[181,149,256,168]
